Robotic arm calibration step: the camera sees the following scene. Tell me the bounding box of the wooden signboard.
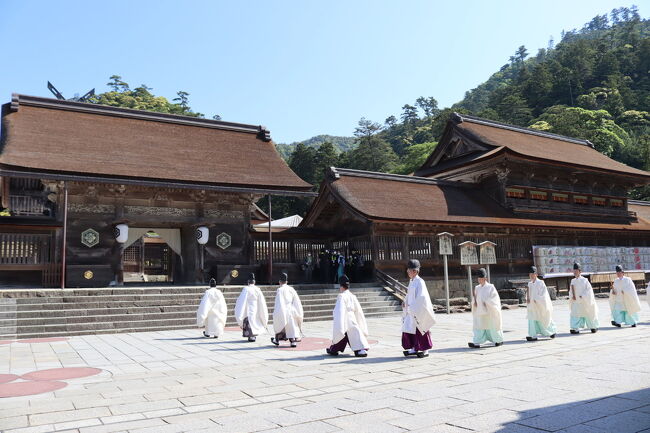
[437,232,453,256]
[479,241,497,265]
[459,242,478,266]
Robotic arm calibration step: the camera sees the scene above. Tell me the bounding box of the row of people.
[196,260,645,357]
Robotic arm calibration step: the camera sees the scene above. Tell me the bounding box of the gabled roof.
[302,168,650,232]
[0,94,313,195]
[414,113,650,179]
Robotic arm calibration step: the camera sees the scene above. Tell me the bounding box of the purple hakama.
[401,329,432,351]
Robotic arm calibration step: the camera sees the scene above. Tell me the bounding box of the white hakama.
[273,284,304,341]
[196,287,228,337]
[569,275,599,331]
[235,284,269,338]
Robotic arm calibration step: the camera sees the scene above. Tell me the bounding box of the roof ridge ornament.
[329,166,340,180]
[257,126,272,142]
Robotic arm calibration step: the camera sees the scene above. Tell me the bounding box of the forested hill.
[275,135,356,159]
[263,5,650,217]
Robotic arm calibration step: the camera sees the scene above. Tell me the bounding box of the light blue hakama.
[473,328,503,344]
[611,309,639,326]
[570,316,599,330]
[527,319,557,337]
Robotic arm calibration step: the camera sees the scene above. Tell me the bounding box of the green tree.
[530,105,631,157]
[89,75,204,118]
[394,141,438,174]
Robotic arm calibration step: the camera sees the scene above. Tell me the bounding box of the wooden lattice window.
[530,190,548,201]
[610,198,624,207]
[574,195,588,205]
[593,197,607,206]
[552,193,569,203]
[506,187,525,199]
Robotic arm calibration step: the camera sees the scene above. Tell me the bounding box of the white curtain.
[123,228,182,256]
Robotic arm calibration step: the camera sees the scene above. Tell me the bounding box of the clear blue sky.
[0,1,644,144]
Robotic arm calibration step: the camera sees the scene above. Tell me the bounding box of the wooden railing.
[0,233,51,266]
[375,269,408,301]
[9,195,46,216]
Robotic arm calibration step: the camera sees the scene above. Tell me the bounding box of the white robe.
[273,284,304,339]
[527,278,553,328]
[472,283,502,331]
[402,275,436,334]
[569,276,598,320]
[610,276,641,315]
[234,284,269,335]
[196,287,228,336]
[332,290,369,351]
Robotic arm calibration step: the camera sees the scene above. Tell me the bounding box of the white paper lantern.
[196,226,209,245]
[114,224,128,243]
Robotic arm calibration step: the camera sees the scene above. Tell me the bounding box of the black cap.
[209,278,217,287]
[573,262,581,270]
[529,266,537,274]
[249,273,256,281]
[339,275,350,286]
[407,259,421,270]
[615,265,623,273]
[279,272,288,282]
[476,268,487,278]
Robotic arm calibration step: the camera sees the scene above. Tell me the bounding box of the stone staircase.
[0,284,401,339]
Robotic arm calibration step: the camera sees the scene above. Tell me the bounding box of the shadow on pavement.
[490,387,650,432]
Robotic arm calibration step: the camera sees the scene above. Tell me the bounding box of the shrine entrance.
[122,229,181,283]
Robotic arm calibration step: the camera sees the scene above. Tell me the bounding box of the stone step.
[5,289,388,305]
[2,297,400,319]
[0,310,400,340]
[0,301,401,326]
[0,285,402,338]
[0,284,381,298]
[0,308,401,339]
[6,295,396,313]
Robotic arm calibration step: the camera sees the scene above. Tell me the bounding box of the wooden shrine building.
[0,94,312,287]
[300,113,650,292]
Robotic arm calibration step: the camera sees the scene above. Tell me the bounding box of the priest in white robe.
[326,275,370,357]
[271,272,304,347]
[569,262,599,334]
[196,278,228,338]
[234,273,269,342]
[468,268,503,348]
[609,265,641,327]
[526,266,556,341]
[402,259,435,358]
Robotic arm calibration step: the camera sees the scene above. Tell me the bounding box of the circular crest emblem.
[83,270,94,280]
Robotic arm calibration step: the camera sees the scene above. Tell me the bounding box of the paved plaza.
[1,298,650,433]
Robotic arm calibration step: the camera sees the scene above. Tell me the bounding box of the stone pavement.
[1,298,649,433]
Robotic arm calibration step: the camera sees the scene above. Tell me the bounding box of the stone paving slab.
[0,299,649,432]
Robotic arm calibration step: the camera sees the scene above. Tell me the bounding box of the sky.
[0,1,645,144]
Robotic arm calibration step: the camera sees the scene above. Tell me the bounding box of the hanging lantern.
[114,224,128,243]
[196,226,209,245]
